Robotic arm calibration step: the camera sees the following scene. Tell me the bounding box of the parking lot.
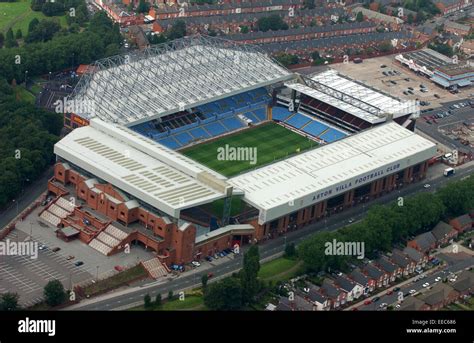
[0,205,156,307]
[416,102,474,154]
[332,54,464,108]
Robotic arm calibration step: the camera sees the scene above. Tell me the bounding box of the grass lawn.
[181,122,317,177]
[131,294,207,311]
[209,196,244,217]
[14,85,35,103]
[0,0,67,36]
[258,257,302,281]
[82,264,148,297]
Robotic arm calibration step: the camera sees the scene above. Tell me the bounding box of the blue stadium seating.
[302,121,328,137]
[320,129,347,143]
[222,117,244,131]
[175,132,194,145]
[253,108,266,121]
[205,122,228,136]
[272,107,292,121]
[189,127,210,139]
[285,113,311,129]
[158,137,181,149]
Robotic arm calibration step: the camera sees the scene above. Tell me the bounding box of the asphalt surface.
[67,162,474,311]
[0,166,54,230]
[417,99,474,154]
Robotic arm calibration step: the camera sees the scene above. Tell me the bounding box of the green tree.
[5,28,17,48]
[15,29,23,40]
[168,290,174,300]
[201,274,209,289]
[28,18,40,34]
[240,25,249,34]
[44,280,67,307]
[356,11,364,22]
[0,292,20,311]
[284,242,297,258]
[166,20,186,40]
[155,293,162,306]
[136,0,150,13]
[203,277,242,310]
[241,245,260,304]
[144,293,152,308]
[0,33,4,48]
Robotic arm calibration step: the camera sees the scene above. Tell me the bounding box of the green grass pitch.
[181,122,317,177]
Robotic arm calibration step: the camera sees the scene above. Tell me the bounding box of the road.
[0,166,53,230]
[67,161,474,311]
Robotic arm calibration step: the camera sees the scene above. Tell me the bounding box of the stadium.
[45,36,437,268]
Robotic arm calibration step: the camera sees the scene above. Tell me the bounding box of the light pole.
[96,265,99,281]
[12,199,18,217]
[24,70,28,87]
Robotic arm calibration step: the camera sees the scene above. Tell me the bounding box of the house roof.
[306,289,327,304]
[350,269,370,285]
[364,264,385,279]
[321,280,342,298]
[403,246,424,262]
[398,296,426,311]
[419,283,457,306]
[335,275,357,292]
[452,214,472,227]
[451,270,474,292]
[431,221,455,241]
[377,257,398,273]
[391,249,411,268]
[413,231,436,251]
[444,20,471,32]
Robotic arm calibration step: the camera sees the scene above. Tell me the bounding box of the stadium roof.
[285,69,414,124]
[54,119,231,218]
[228,122,436,224]
[70,35,293,126]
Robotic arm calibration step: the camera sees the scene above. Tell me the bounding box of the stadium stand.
[105,224,128,241]
[142,258,170,279]
[40,211,62,227]
[48,204,70,219]
[272,106,293,121]
[285,113,312,129]
[88,238,113,256]
[132,87,271,149]
[56,197,76,212]
[97,231,120,247]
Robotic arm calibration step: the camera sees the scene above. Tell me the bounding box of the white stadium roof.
[54,119,231,218]
[70,35,293,126]
[286,69,414,124]
[228,122,436,224]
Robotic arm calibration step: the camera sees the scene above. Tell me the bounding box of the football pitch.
[181,122,317,177]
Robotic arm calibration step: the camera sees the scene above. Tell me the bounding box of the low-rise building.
[444,20,471,36]
[407,231,437,253]
[349,268,375,294]
[419,283,460,310]
[334,275,364,301]
[403,246,428,268]
[449,213,473,233]
[391,249,416,275]
[364,264,389,288]
[431,221,458,246]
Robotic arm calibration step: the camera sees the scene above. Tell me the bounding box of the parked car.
[191,261,201,267]
[205,256,213,262]
[207,272,214,278]
[114,265,124,272]
[372,297,380,302]
[52,247,61,252]
[422,282,430,288]
[66,255,75,260]
[74,261,84,267]
[39,245,47,251]
[409,289,416,295]
[435,277,442,282]
[393,287,401,292]
[364,300,372,305]
[434,94,440,98]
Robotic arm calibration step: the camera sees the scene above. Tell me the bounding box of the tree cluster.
[298,176,474,273]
